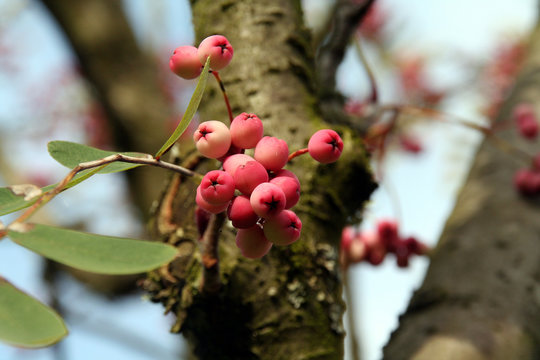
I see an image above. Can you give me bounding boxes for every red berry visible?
[227,195,259,229]
[254,136,289,171]
[263,209,302,246]
[169,45,203,79]
[235,225,273,259]
[250,182,286,218]
[197,35,233,71]
[233,160,269,195]
[200,170,235,204]
[269,176,300,209]
[308,129,344,164]
[195,185,230,214]
[223,154,254,175]
[193,120,231,159]
[376,219,399,251]
[513,104,539,140]
[230,113,264,149]
[271,169,299,183]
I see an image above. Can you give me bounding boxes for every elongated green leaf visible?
[8,224,177,274]
[48,141,146,174]
[0,277,67,348]
[155,57,211,159]
[0,167,103,216]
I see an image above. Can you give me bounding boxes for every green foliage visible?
[0,278,67,348]
[8,224,178,275]
[155,57,211,159]
[48,140,145,173]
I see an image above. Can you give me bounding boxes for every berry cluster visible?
[340,219,428,269]
[193,113,344,259]
[169,35,234,79]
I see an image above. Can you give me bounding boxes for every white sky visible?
[0,1,537,359]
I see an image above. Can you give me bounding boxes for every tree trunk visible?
[143,1,375,359]
[383,23,540,360]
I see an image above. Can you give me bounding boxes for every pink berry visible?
[169,45,203,80]
[254,136,289,171]
[263,209,302,246]
[271,169,299,183]
[308,129,344,164]
[196,185,230,214]
[361,231,386,265]
[195,206,211,238]
[193,120,231,159]
[376,219,399,251]
[250,182,286,218]
[223,154,254,175]
[269,176,300,209]
[514,104,539,140]
[514,169,540,195]
[197,35,234,71]
[349,238,367,264]
[235,225,273,259]
[200,170,235,204]
[227,195,259,229]
[233,160,269,195]
[403,236,428,256]
[230,113,264,149]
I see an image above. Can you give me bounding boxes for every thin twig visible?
[212,71,234,123]
[353,38,378,103]
[200,212,225,295]
[10,153,201,225]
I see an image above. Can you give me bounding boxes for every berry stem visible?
[288,148,309,162]
[200,212,226,294]
[211,71,233,123]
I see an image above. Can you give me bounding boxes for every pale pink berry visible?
[308,129,344,163]
[254,136,289,171]
[263,209,302,246]
[227,195,259,229]
[223,154,254,176]
[197,35,233,71]
[361,231,386,265]
[233,161,269,195]
[235,225,273,259]
[250,182,286,218]
[196,185,230,214]
[230,113,264,149]
[169,45,203,79]
[193,120,231,159]
[200,170,235,204]
[349,238,367,264]
[269,176,300,209]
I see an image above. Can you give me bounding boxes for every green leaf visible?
[0,277,67,348]
[48,140,146,174]
[0,167,103,216]
[155,57,211,159]
[8,224,178,275]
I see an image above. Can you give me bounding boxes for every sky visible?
[0,0,537,359]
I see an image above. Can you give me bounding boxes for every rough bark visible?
[143,1,375,359]
[383,23,540,360]
[40,0,175,216]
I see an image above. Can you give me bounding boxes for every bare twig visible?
[343,270,362,360]
[316,0,375,90]
[353,39,378,103]
[10,153,201,225]
[200,212,226,295]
